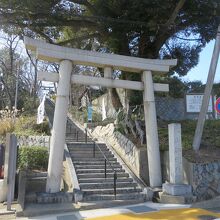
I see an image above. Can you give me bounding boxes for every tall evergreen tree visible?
[0,0,219,106]
[0,0,219,75]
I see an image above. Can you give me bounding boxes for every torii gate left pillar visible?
[46,60,72,193]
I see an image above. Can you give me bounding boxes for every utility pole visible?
[193,24,220,151]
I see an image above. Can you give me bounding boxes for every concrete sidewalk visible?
[15,202,220,220]
[0,201,219,219]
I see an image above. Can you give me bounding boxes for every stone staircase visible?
[45,98,148,204]
[67,142,146,202]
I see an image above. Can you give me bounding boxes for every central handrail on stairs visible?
[45,98,118,199]
[85,128,118,200]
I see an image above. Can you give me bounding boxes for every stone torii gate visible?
[24,37,177,193]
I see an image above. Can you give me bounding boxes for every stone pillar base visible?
[0,179,7,202]
[159,192,195,204]
[162,183,192,196]
[160,183,195,204]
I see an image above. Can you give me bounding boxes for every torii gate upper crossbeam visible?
[24,37,177,73]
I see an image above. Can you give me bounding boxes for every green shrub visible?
[18,146,49,171]
[0,118,15,136]
[14,116,50,136]
[32,121,51,135]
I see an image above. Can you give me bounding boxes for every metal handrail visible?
[85,128,118,199]
[66,124,79,142]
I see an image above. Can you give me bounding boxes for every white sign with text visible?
[186,94,213,113]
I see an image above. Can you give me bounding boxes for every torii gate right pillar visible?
[143,70,162,187]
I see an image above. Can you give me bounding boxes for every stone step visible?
[78,177,133,184]
[70,152,113,158]
[67,143,106,148]
[69,149,110,154]
[69,148,109,153]
[66,130,85,135]
[69,147,108,153]
[70,152,110,157]
[80,182,137,189]
[66,138,91,142]
[76,168,124,174]
[71,153,114,158]
[83,192,145,202]
[77,172,129,179]
[66,131,85,135]
[82,187,142,196]
[70,149,109,154]
[74,164,122,169]
[73,161,119,166]
[72,157,117,162]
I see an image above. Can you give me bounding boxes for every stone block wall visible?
[192,161,220,201]
[161,151,220,201]
[17,136,50,148]
[92,89,126,118]
[91,123,149,184]
[92,94,214,121]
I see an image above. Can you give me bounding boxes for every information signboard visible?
[186,94,213,113]
[87,104,93,122]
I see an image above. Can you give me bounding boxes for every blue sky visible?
[183,40,220,84]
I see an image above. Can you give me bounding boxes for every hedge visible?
[18,146,48,171]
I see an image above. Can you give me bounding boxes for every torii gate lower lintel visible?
[24,37,177,193]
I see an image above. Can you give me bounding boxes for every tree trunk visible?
[109,88,123,111]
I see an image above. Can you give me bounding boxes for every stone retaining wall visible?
[192,161,220,201]
[17,136,50,148]
[91,123,149,184]
[92,94,214,121]
[161,151,220,201]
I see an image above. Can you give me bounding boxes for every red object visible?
[215,97,220,114]
[0,166,4,179]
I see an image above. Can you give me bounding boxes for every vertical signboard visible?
[87,104,93,122]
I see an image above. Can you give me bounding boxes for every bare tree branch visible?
[57,32,100,46]
[68,0,97,14]
[164,0,186,28]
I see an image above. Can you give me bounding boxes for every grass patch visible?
[0,118,15,136]
[158,120,220,151]
[0,114,50,143]
[14,116,50,136]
